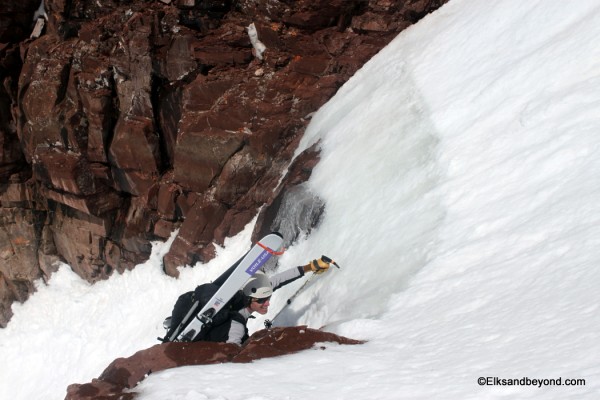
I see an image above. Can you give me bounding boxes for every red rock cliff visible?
[0,0,447,326]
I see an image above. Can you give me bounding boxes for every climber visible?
[165,258,333,345]
[202,258,333,345]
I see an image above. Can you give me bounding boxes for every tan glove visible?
[304,258,332,274]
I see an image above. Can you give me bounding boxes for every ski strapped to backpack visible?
[160,232,284,343]
[264,255,339,329]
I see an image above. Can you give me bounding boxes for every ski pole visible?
[265,255,340,328]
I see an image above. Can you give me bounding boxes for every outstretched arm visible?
[269,258,334,292]
[269,266,305,292]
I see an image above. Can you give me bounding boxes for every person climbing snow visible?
[164,258,334,345]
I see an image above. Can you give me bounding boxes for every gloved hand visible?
[304,258,332,274]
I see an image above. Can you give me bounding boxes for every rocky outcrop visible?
[0,0,448,326]
[65,326,364,399]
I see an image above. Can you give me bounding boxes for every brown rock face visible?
[232,325,364,363]
[0,0,448,326]
[65,326,364,399]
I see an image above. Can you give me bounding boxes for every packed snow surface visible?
[2,0,599,398]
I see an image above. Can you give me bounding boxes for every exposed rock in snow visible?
[65,326,363,399]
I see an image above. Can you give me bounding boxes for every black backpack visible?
[162,283,245,342]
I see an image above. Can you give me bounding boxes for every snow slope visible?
[1,0,599,398]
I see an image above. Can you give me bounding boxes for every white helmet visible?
[243,271,273,299]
